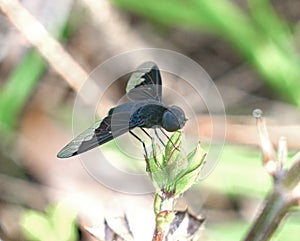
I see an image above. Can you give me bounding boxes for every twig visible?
[243,156,300,241]
[253,109,278,176]
[283,152,300,189]
[0,0,103,106]
[243,110,300,241]
[0,0,115,113]
[191,115,300,148]
[80,0,147,53]
[243,180,295,241]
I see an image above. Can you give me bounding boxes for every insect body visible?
[57,62,186,158]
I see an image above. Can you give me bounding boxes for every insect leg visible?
[140,128,162,171]
[129,130,148,158]
[154,128,166,147]
[140,127,159,151]
[140,127,152,140]
[159,128,179,150]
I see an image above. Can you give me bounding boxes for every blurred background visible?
[0,0,300,240]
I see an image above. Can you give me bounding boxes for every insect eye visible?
[162,110,180,132]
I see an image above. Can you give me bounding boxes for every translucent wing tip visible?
[126,61,162,102]
[57,147,77,158]
[126,62,159,92]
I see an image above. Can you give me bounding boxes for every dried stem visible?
[0,0,87,91]
[243,110,300,241]
[243,183,295,241]
[253,109,278,176]
[80,0,146,53]
[0,0,107,107]
[243,156,300,241]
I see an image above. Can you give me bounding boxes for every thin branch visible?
[253,109,278,176]
[243,110,300,241]
[277,136,287,171]
[0,0,103,107]
[80,0,147,53]
[283,152,300,190]
[243,187,294,241]
[0,0,86,90]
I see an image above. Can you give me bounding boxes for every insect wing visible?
[57,103,142,158]
[126,61,162,102]
[57,120,105,158]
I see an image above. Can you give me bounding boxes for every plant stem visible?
[283,152,300,189]
[152,194,175,241]
[152,223,166,241]
[244,155,300,241]
[243,185,294,241]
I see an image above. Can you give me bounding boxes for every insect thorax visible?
[130,103,166,128]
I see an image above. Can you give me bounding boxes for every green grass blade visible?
[0,50,45,132]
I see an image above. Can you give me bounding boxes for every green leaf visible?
[187,143,206,171]
[50,202,78,241]
[21,211,55,241]
[147,141,165,172]
[164,131,188,185]
[21,202,78,241]
[166,151,187,181]
[165,131,182,165]
[165,131,182,159]
[146,142,168,189]
[173,143,206,196]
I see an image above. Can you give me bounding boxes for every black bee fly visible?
[57,61,187,158]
